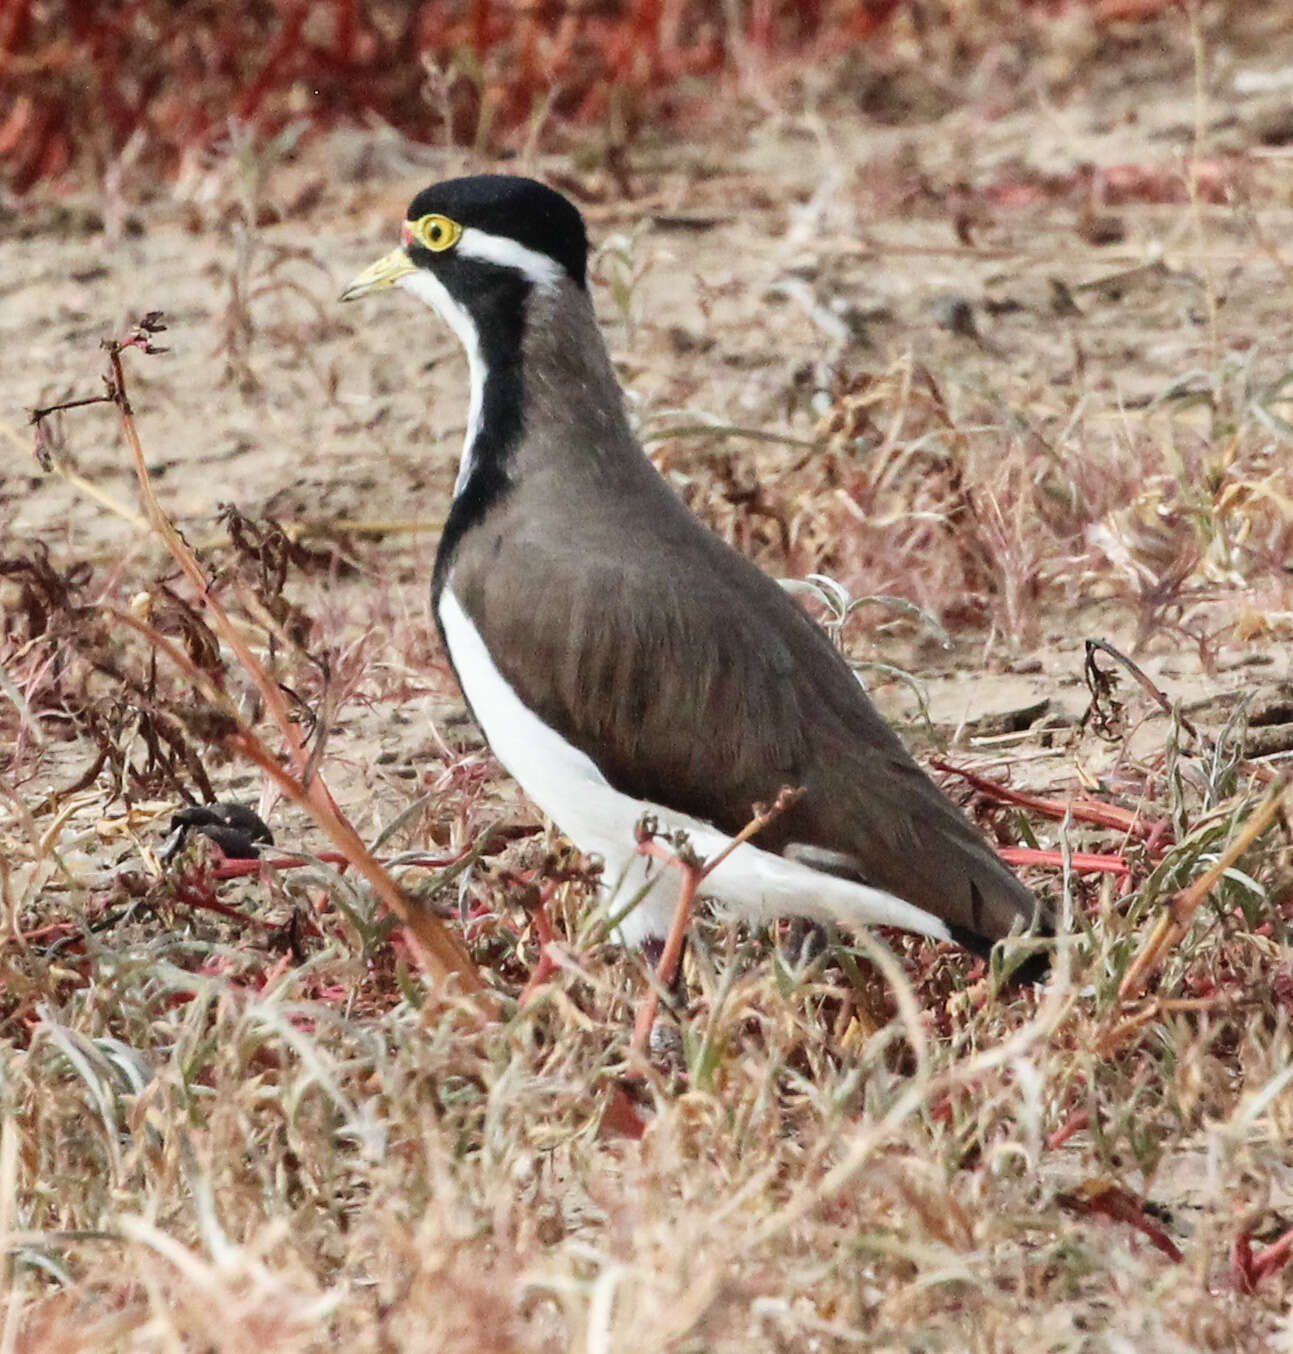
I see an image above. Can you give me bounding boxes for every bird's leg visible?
[782,917,831,971]
[640,935,688,1006]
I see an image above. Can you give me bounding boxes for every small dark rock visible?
[160,802,273,862]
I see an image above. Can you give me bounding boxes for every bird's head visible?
[340,175,588,333]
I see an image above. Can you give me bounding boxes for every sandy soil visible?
[6,13,1293,1351]
[2,18,1293,923]
[7,25,1293,851]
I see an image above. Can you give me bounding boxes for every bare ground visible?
[4,10,1293,1352]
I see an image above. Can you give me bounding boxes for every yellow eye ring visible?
[407,213,462,253]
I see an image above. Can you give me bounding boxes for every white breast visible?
[436,586,951,948]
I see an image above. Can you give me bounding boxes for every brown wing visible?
[450,480,1044,947]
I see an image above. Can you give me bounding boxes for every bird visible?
[341,175,1049,976]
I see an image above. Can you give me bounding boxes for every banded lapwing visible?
[342,175,1050,979]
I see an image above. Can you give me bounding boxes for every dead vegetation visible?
[5,5,1293,1351]
[2,0,1196,195]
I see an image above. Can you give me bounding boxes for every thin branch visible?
[629,787,803,1055]
[1084,637,1201,743]
[58,319,486,997]
[29,393,117,423]
[1117,774,1290,1003]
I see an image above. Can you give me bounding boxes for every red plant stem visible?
[629,788,802,1056]
[173,879,269,926]
[1060,1184,1183,1263]
[1143,817,1174,854]
[210,853,349,878]
[1234,1223,1293,1289]
[630,841,700,1055]
[518,884,561,1007]
[998,847,1130,876]
[1254,1226,1293,1279]
[1232,1234,1257,1294]
[1094,0,1182,19]
[17,921,81,944]
[930,758,1169,844]
[209,849,463,879]
[1045,1108,1091,1151]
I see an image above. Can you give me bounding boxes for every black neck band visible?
[431,264,531,604]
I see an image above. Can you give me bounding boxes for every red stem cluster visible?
[2,0,1185,192]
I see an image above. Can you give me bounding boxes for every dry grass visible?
[6,8,1293,1350]
[2,723,1291,1350]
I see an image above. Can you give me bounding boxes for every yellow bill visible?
[339,248,417,302]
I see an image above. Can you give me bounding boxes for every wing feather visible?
[450,490,1044,944]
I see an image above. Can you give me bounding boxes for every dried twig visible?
[629,786,803,1055]
[1117,774,1290,1003]
[49,317,485,996]
[1083,638,1201,744]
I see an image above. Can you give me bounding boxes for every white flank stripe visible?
[437,586,953,948]
[399,270,484,495]
[457,228,565,288]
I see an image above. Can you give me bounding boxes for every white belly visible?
[436,585,951,948]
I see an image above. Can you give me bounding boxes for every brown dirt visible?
[4,10,1293,1351]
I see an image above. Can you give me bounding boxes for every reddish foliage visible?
[1098,160,1233,206]
[930,758,1173,848]
[1274,967,1293,1017]
[983,157,1234,216]
[2,0,1187,193]
[0,0,872,191]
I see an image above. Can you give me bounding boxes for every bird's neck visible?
[432,278,639,600]
[510,283,640,479]
[450,277,529,504]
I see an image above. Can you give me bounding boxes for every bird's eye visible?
[411,213,462,253]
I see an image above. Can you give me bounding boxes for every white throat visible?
[396,232,563,498]
[398,270,484,496]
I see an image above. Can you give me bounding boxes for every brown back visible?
[444,280,1046,945]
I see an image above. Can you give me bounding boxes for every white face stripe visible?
[398,270,484,496]
[436,586,954,949]
[397,235,562,498]
[456,227,565,289]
